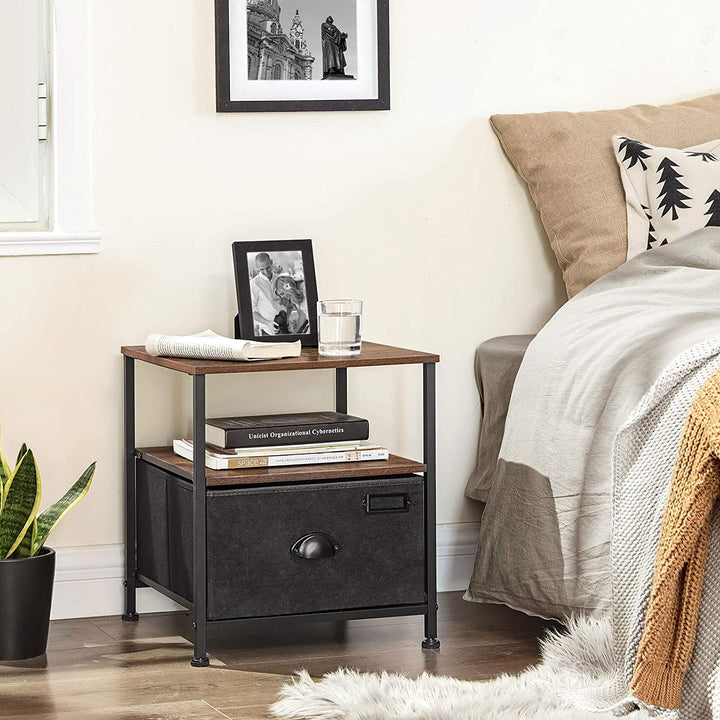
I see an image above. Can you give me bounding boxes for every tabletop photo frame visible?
[232,239,319,346]
[215,0,390,112]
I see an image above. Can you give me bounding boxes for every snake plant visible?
[0,430,95,559]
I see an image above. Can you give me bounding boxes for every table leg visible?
[191,373,210,667]
[335,368,348,414]
[422,362,440,650]
[122,356,139,622]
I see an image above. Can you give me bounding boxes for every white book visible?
[202,440,382,458]
[145,329,301,361]
[172,438,389,470]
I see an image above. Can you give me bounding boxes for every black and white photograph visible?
[247,1,357,81]
[215,0,389,111]
[232,239,319,346]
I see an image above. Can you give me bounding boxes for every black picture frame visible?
[215,0,390,113]
[232,239,319,347]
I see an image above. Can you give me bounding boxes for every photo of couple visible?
[247,250,310,336]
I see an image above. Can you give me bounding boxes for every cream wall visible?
[1,0,719,550]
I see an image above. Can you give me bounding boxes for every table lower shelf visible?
[136,447,427,487]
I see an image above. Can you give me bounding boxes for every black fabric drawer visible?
[136,463,171,588]
[136,460,426,620]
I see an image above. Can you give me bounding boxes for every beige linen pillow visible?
[491,94,720,297]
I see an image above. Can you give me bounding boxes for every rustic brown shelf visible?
[121,341,439,375]
[137,447,426,487]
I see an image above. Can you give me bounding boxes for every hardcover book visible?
[205,411,369,449]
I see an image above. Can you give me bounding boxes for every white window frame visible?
[0,0,99,256]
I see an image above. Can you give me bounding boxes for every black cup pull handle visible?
[291,532,340,559]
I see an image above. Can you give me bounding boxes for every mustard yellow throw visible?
[631,367,720,709]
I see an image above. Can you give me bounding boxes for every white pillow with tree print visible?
[613,135,720,260]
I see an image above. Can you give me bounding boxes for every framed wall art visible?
[215,0,390,112]
[232,239,319,346]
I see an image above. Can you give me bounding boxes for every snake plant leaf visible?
[9,518,36,559]
[15,443,28,468]
[33,461,95,555]
[5,443,28,514]
[0,449,41,559]
[0,440,11,515]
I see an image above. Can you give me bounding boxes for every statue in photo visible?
[321,16,353,79]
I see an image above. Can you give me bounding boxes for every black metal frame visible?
[422,363,440,649]
[122,356,139,622]
[214,0,391,113]
[123,357,439,665]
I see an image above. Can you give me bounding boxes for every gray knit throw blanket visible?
[602,338,720,719]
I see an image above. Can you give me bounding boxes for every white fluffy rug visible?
[270,617,649,720]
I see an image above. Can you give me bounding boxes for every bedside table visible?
[121,341,440,666]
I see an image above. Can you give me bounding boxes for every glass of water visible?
[317,300,363,356]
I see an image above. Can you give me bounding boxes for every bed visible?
[464,233,720,621]
[462,92,720,623]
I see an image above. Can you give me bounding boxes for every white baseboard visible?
[52,545,184,620]
[436,522,480,593]
[50,523,481,620]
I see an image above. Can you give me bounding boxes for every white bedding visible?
[466,229,720,620]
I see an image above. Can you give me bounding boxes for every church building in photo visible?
[246,1,315,80]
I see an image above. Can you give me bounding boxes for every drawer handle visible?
[363,493,411,514]
[291,533,340,560]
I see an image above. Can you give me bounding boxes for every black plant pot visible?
[0,547,55,660]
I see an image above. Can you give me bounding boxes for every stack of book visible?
[172,411,388,470]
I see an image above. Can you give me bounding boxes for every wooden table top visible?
[121,341,439,375]
[138,447,426,486]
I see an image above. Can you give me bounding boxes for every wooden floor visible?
[0,593,556,719]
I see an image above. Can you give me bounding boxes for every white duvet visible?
[466,229,720,622]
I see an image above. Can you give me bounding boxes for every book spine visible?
[212,420,370,449]
[224,448,388,469]
[207,442,379,457]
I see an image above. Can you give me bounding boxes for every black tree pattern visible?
[705,190,720,227]
[643,205,667,250]
[686,151,718,162]
[656,157,691,220]
[618,137,651,170]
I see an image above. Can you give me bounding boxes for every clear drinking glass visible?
[317,300,363,356]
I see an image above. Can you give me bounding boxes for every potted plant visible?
[0,430,95,660]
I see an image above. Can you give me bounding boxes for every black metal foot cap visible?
[122,612,139,622]
[191,656,210,668]
[422,637,441,650]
